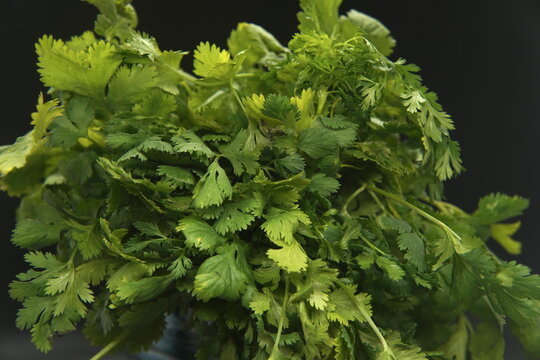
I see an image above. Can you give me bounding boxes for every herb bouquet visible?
[2,0,539,359]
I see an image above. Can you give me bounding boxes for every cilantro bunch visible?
[1,0,539,359]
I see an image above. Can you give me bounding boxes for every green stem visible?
[369,185,461,242]
[334,279,394,358]
[270,275,290,357]
[230,80,249,120]
[340,184,367,216]
[368,189,392,217]
[386,200,402,219]
[482,294,506,331]
[359,234,387,256]
[90,332,128,360]
[235,72,256,79]
[340,164,363,171]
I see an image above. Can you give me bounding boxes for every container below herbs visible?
[1,0,540,359]
[136,315,197,360]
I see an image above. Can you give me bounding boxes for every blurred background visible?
[1,0,539,359]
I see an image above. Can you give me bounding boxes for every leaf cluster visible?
[1,0,538,359]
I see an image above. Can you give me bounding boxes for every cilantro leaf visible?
[474,193,529,224]
[490,222,522,255]
[267,241,308,273]
[177,216,226,252]
[37,37,121,99]
[339,10,396,56]
[397,232,426,272]
[193,244,249,301]
[298,0,342,35]
[3,1,538,358]
[192,159,233,208]
[11,220,66,249]
[49,96,95,148]
[106,65,158,109]
[193,42,232,78]
[261,207,311,244]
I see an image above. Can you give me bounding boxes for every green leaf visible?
[375,256,405,281]
[267,241,308,273]
[439,316,469,360]
[338,10,396,56]
[168,252,192,279]
[24,251,62,270]
[193,42,232,78]
[193,245,248,301]
[31,321,54,353]
[11,220,65,249]
[298,0,343,35]
[308,173,340,197]
[107,65,158,109]
[157,165,194,187]
[177,216,226,251]
[348,140,415,176]
[397,232,426,272]
[172,131,215,158]
[298,259,338,310]
[249,291,272,315]
[214,196,263,235]
[16,296,55,330]
[192,160,233,208]
[297,127,339,159]
[0,96,62,177]
[434,139,463,181]
[69,221,104,260]
[0,133,36,177]
[49,96,95,148]
[487,261,540,325]
[107,262,148,292]
[474,193,529,224]
[228,22,287,66]
[133,89,177,118]
[376,332,428,360]
[83,0,138,41]
[277,153,305,174]
[262,94,300,127]
[116,275,173,304]
[326,286,371,325]
[220,130,260,176]
[380,216,412,234]
[261,207,311,244]
[469,322,504,360]
[490,222,522,255]
[37,37,121,99]
[100,218,143,263]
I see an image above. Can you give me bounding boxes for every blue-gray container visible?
[136,315,198,360]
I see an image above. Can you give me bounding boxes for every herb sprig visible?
[1,0,539,359]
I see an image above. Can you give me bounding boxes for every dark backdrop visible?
[1,0,539,359]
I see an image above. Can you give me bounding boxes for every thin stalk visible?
[90,332,128,360]
[270,275,290,357]
[369,185,462,242]
[235,72,256,79]
[386,200,401,219]
[359,234,387,256]
[334,279,394,358]
[368,189,392,217]
[340,164,363,171]
[482,294,506,331]
[230,80,249,120]
[340,184,367,216]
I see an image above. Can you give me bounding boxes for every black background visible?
[1,0,539,359]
